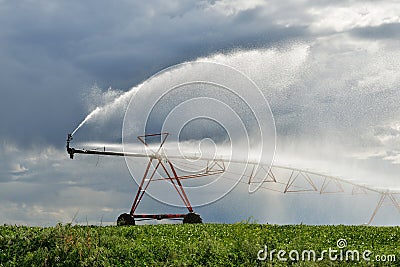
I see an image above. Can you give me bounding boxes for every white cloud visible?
[308,1,400,33]
[202,0,265,16]
[9,163,28,175]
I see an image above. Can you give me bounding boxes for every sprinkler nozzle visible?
[66,133,74,159]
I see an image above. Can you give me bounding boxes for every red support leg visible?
[122,133,201,224]
[130,158,160,215]
[168,161,193,212]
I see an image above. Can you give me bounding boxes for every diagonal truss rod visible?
[366,191,400,225]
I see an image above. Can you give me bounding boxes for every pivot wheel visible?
[183,212,202,224]
[117,213,135,226]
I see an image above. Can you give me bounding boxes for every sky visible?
[1,0,400,225]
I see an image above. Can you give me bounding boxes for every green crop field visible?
[0,223,399,266]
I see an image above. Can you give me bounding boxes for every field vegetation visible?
[1,223,399,266]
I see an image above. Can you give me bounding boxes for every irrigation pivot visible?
[66,132,400,225]
[66,133,204,225]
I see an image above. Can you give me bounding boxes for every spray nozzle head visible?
[66,133,74,159]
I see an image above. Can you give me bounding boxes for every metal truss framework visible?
[129,133,225,221]
[245,164,400,225]
[67,132,226,223]
[67,133,399,225]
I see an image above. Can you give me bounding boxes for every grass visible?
[1,223,399,266]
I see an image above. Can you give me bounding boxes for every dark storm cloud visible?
[0,0,308,148]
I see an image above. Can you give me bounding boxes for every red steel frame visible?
[130,133,194,220]
[67,131,224,221]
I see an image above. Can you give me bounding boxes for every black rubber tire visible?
[183,212,202,224]
[117,213,135,226]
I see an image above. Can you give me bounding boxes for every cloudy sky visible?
[1,0,400,225]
